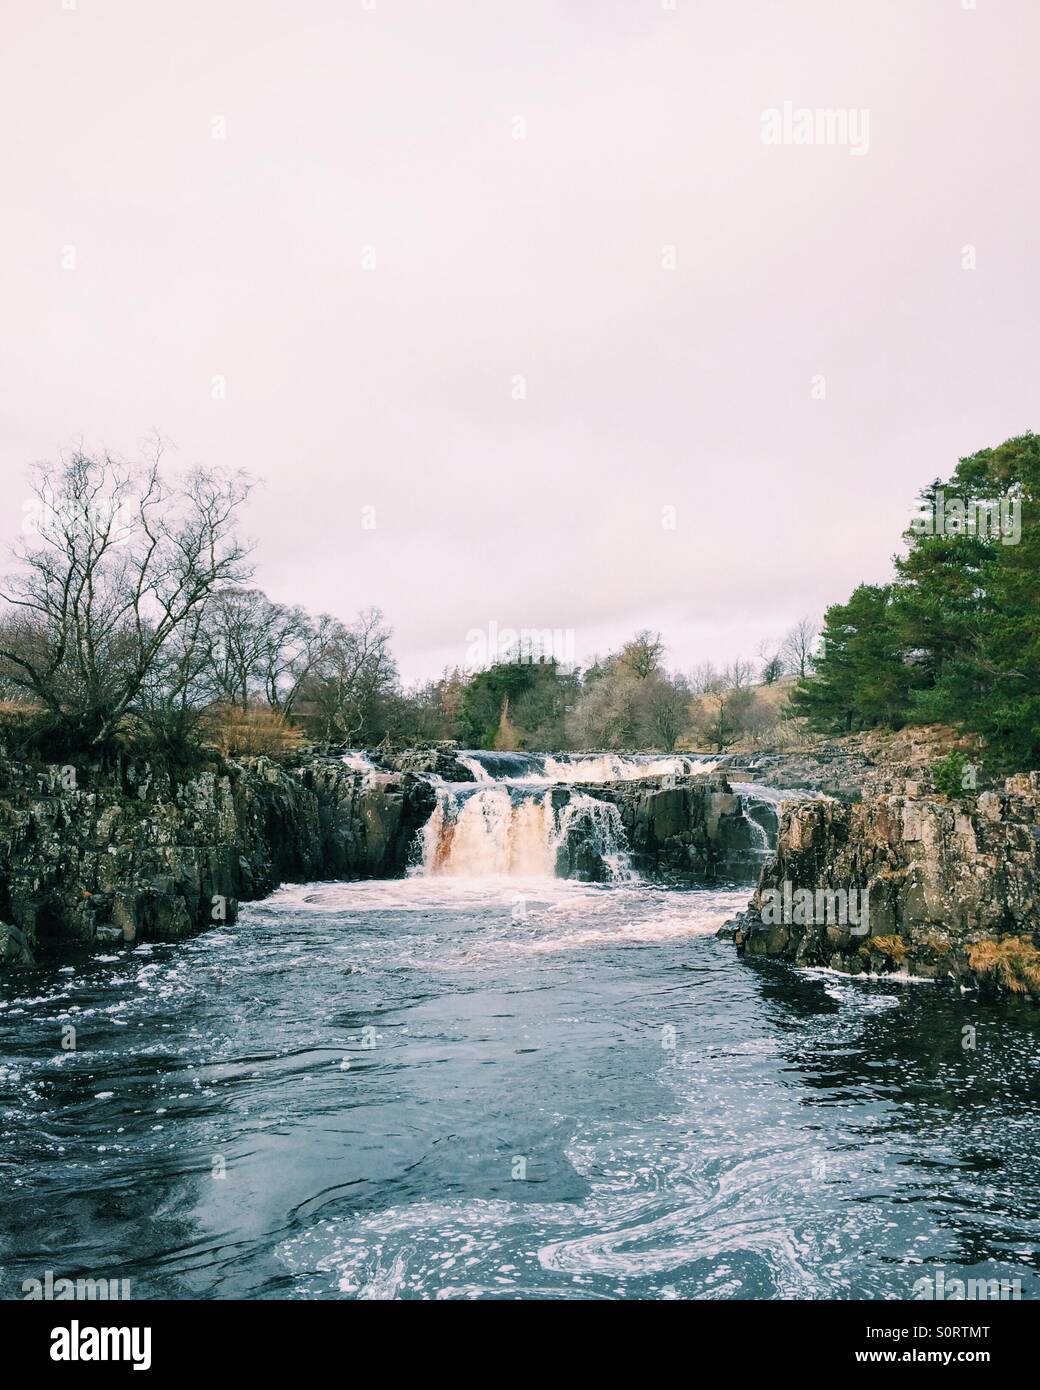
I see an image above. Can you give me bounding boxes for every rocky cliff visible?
[582,775,771,882]
[720,724,976,802]
[726,772,1040,996]
[0,754,434,966]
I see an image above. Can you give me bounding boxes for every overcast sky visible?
[1,0,1036,683]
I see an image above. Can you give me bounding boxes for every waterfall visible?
[456,754,493,783]
[419,786,633,881]
[458,750,717,784]
[736,791,777,860]
[421,788,554,876]
[341,750,378,783]
[550,794,633,883]
[410,748,783,882]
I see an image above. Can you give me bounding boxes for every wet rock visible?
[582,775,768,882]
[377,747,477,782]
[0,752,435,963]
[0,920,34,966]
[725,773,1040,996]
[721,725,985,802]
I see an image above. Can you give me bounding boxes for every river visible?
[1,753,1038,1300]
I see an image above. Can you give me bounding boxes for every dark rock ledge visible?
[0,753,434,965]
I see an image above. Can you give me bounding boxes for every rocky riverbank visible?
[719,723,978,802]
[725,772,1040,998]
[0,753,434,966]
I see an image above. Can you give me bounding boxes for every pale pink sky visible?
[1,0,1036,682]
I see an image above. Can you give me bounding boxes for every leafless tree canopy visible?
[781,617,819,679]
[0,448,253,748]
[297,607,398,743]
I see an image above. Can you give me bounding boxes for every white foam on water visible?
[457,755,493,783]
[341,750,377,776]
[518,754,718,784]
[518,888,749,953]
[255,874,587,916]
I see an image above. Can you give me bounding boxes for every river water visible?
[1,754,1038,1301]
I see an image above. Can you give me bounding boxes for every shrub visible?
[967,936,1040,995]
[933,749,971,799]
[918,929,952,957]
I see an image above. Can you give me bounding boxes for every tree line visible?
[0,449,400,759]
[0,448,822,760]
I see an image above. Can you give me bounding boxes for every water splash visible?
[550,794,633,882]
[456,751,717,785]
[420,786,633,881]
[456,755,493,783]
[341,750,378,779]
[738,795,772,859]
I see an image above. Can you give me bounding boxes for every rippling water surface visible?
[2,875,1039,1300]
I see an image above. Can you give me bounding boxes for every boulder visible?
[0,920,34,966]
[580,775,769,882]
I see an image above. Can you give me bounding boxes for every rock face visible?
[584,775,771,882]
[722,724,979,803]
[720,748,877,801]
[375,747,477,782]
[727,773,1040,994]
[0,755,435,965]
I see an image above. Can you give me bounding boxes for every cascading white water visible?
[341,750,382,786]
[739,796,771,856]
[549,793,633,882]
[422,788,557,877]
[471,752,719,784]
[457,754,493,783]
[540,753,717,783]
[414,749,780,882]
[419,786,633,881]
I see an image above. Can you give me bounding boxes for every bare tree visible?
[258,606,337,718]
[618,630,665,680]
[204,588,274,709]
[298,607,397,742]
[636,673,691,750]
[690,661,721,695]
[135,602,215,751]
[756,638,784,685]
[728,656,755,690]
[565,662,640,748]
[0,448,252,749]
[695,661,756,751]
[781,617,819,679]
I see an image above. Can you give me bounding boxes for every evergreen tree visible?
[791,585,917,732]
[794,433,1039,769]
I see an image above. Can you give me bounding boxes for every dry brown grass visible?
[860,934,908,965]
[202,704,305,760]
[967,936,1040,996]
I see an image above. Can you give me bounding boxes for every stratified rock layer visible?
[727,773,1040,994]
